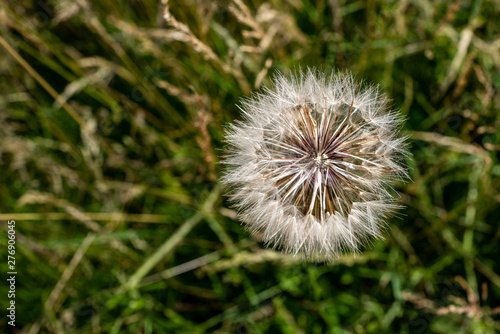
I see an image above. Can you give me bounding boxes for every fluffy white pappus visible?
[221,68,409,261]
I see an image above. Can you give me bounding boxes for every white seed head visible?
[221,68,409,261]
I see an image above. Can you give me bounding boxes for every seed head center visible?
[313,153,330,168]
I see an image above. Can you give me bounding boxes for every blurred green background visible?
[1,0,499,333]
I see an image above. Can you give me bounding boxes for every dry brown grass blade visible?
[434,27,474,101]
[411,131,491,167]
[0,212,170,223]
[18,192,137,257]
[162,0,251,94]
[42,233,96,334]
[0,35,84,126]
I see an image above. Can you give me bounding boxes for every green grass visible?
[1,0,499,333]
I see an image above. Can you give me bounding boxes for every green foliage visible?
[0,0,499,333]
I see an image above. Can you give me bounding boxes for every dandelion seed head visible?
[222,68,409,261]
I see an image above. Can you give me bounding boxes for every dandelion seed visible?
[221,68,409,260]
